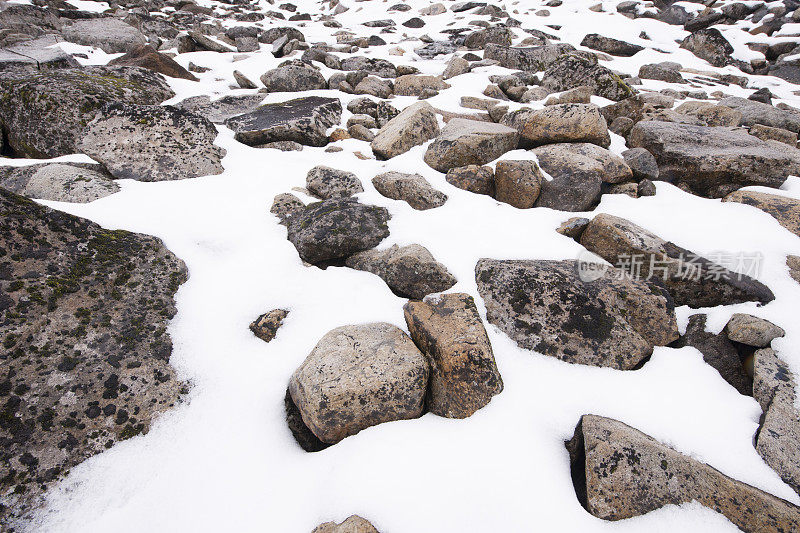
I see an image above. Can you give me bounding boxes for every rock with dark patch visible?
[225,96,342,147]
[501,103,610,148]
[566,414,800,531]
[61,17,147,54]
[249,309,289,343]
[312,515,379,533]
[345,244,456,299]
[445,165,495,197]
[464,26,513,50]
[288,323,428,444]
[724,314,785,348]
[494,160,543,209]
[260,59,327,93]
[404,293,502,418]
[556,217,590,240]
[0,66,174,158]
[580,34,643,57]
[484,43,576,71]
[475,259,678,370]
[176,94,265,124]
[108,44,197,81]
[286,198,390,265]
[0,188,187,528]
[270,192,305,224]
[580,213,775,307]
[680,28,733,67]
[542,54,635,102]
[0,162,119,203]
[628,121,800,198]
[424,118,519,173]
[79,104,224,182]
[306,166,363,199]
[372,171,447,210]
[621,148,659,181]
[340,56,397,78]
[370,101,439,160]
[718,96,800,133]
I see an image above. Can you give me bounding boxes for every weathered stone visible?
[175,94,265,124]
[61,17,147,53]
[393,74,450,97]
[370,102,439,160]
[0,36,78,71]
[250,309,288,343]
[621,148,659,181]
[749,124,798,146]
[723,190,800,237]
[270,192,305,224]
[544,86,593,106]
[556,217,590,240]
[445,165,495,197]
[580,34,643,57]
[261,60,327,93]
[424,119,519,173]
[340,56,397,78]
[674,101,742,127]
[306,166,363,199]
[680,28,733,67]
[372,171,447,210]
[233,70,258,89]
[542,54,635,102]
[484,43,576,71]
[724,314,785,348]
[0,162,119,203]
[718,96,800,133]
[502,103,610,148]
[108,44,197,81]
[464,26,513,49]
[638,63,683,83]
[312,515,379,533]
[442,56,471,79]
[494,160,543,208]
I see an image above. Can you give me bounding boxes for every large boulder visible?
[0,188,187,528]
[393,74,450,96]
[260,60,327,93]
[0,36,79,71]
[502,103,610,148]
[286,198,390,265]
[288,323,428,444]
[404,293,503,418]
[78,104,224,182]
[680,28,733,67]
[108,44,197,81]
[0,66,174,158]
[423,119,519,173]
[61,17,147,54]
[580,34,643,57]
[566,414,800,531]
[340,56,397,78]
[0,162,119,203]
[723,190,800,237]
[580,213,775,307]
[484,43,576,71]
[475,259,678,370]
[370,101,440,160]
[372,171,447,210]
[542,54,635,102]
[628,121,800,198]
[225,96,342,147]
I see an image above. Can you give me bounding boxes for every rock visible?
[0,162,119,203]
[108,44,197,81]
[724,314,784,347]
[306,166,363,199]
[372,171,447,210]
[188,31,235,53]
[609,117,634,137]
[628,121,800,198]
[757,388,800,498]
[345,244,456,299]
[718,96,800,133]
[340,56,397,78]
[250,309,289,343]
[638,63,684,83]
[393,75,450,97]
[312,515,379,533]
[0,36,79,71]
[403,293,502,418]
[502,104,610,148]
[533,143,632,211]
[233,70,258,89]
[674,314,752,395]
[494,160,543,208]
[475,259,678,370]
[464,26,513,49]
[442,56,471,79]
[288,323,428,444]
[638,179,656,196]
[286,198,390,265]
[176,94,265,124]
[542,54,635,102]
[225,96,342,147]
[445,165,495,197]
[0,66,174,158]
[370,102,439,160]
[79,104,224,182]
[749,124,798,146]
[580,213,775,307]
[621,148,659,181]
[580,34,643,57]
[271,192,305,224]
[259,26,305,45]
[723,190,800,237]
[0,188,187,527]
[566,414,800,531]
[680,28,733,67]
[544,86,593,106]
[353,76,393,99]
[423,119,519,173]
[556,217,590,240]
[261,60,327,93]
[484,43,576,71]
[61,17,146,53]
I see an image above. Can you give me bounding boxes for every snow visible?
[11,0,800,531]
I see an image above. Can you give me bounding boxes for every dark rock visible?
[250,309,288,343]
[680,28,733,67]
[306,166,363,199]
[580,34,643,57]
[108,44,197,81]
[445,165,495,197]
[542,53,635,102]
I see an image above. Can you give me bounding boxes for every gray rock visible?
[176,94,265,124]
[757,388,800,497]
[724,314,785,347]
[371,101,439,160]
[288,323,428,444]
[261,60,327,93]
[556,217,590,240]
[393,74,450,97]
[544,86,593,106]
[464,26,513,49]
[502,103,610,148]
[638,63,684,83]
[61,17,147,54]
[442,56,471,79]
[312,516,379,533]
[233,70,257,89]
[0,162,119,203]
[424,118,519,173]
[225,96,342,147]
[621,147,659,181]
[494,160,543,208]
[250,309,288,343]
[188,31,235,53]
[306,166,363,199]
[542,54,635,102]
[680,28,733,67]
[372,171,447,210]
[723,190,800,238]
[353,76,393,99]
[79,104,224,182]
[340,56,397,78]
[235,36,259,53]
[0,35,79,71]
[345,244,456,299]
[108,44,197,81]
[404,293,502,417]
[270,192,305,224]
[718,96,800,133]
[484,43,576,71]
[445,165,495,197]
[475,259,678,369]
[581,34,643,57]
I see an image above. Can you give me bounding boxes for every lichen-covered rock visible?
[501,103,611,148]
[580,34,643,57]
[484,43,576,71]
[108,44,197,81]
[288,323,428,444]
[0,66,174,158]
[260,60,327,93]
[0,162,119,203]
[621,147,659,181]
[61,17,147,54]
[340,56,397,78]
[176,94,265,124]
[372,171,447,210]
[723,190,800,237]
[404,293,502,418]
[680,28,733,67]
[79,104,224,182]
[424,119,519,173]
[494,160,543,209]
[0,188,187,527]
[0,36,79,71]
[270,192,305,224]
[445,165,495,197]
[475,259,678,370]
[370,101,439,160]
[724,314,785,348]
[306,166,363,199]
[393,74,450,96]
[542,54,635,102]
[312,515,380,533]
[249,309,289,343]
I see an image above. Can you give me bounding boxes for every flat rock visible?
[372,171,447,210]
[724,313,785,347]
[0,35,79,71]
[393,74,450,96]
[306,166,363,199]
[176,94,265,124]
[718,97,800,133]
[371,101,440,160]
[0,162,118,203]
[502,103,610,148]
[424,118,519,173]
[61,17,147,53]
[580,34,643,57]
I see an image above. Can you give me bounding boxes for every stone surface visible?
[723,190,800,237]
[261,60,327,92]
[424,118,519,173]
[306,166,364,199]
[542,54,635,102]
[250,309,289,343]
[0,36,79,71]
[61,17,147,53]
[718,97,800,133]
[312,515,379,533]
[0,163,119,203]
[621,147,659,181]
[288,323,428,444]
[445,165,495,197]
[724,314,785,348]
[372,171,447,210]
[393,74,450,96]
[484,43,576,71]
[680,28,733,67]
[475,259,678,370]
[502,104,610,148]
[270,192,305,224]
[176,94,265,124]
[494,160,543,209]
[108,44,197,81]
[404,293,503,418]
[370,102,440,160]
[580,34,643,56]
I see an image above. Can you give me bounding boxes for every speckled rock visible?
[680,28,733,67]
[108,44,197,81]
[312,515,380,533]
[484,43,576,71]
[249,309,289,343]
[542,54,635,102]
[502,103,610,148]
[61,17,147,54]
[270,192,305,224]
[621,147,659,181]
[494,160,543,209]
[372,171,447,210]
[306,166,364,199]
[424,119,519,173]
[0,163,119,203]
[723,190,800,237]
[176,94,266,124]
[370,101,439,160]
[724,314,785,348]
[393,74,450,96]
[718,97,800,133]
[445,165,495,197]
[580,34,643,57]
[261,60,327,93]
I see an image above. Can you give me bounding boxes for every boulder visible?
[0,163,119,203]
[260,60,327,93]
[225,96,342,147]
[567,415,800,531]
[312,516,379,533]
[372,171,447,210]
[404,293,503,418]
[370,102,440,160]
[176,94,265,124]
[680,28,733,67]
[718,97,800,133]
[393,74,450,97]
[306,166,363,199]
[445,165,495,197]
[544,86,593,106]
[542,54,635,102]
[79,104,224,182]
[463,26,513,49]
[270,192,305,224]
[724,314,784,348]
[628,121,800,198]
[0,36,79,71]
[475,259,678,370]
[501,103,610,148]
[345,244,456,299]
[580,34,643,57]
[723,190,800,237]
[621,148,659,181]
[288,323,428,444]
[108,44,197,81]
[61,17,147,53]
[354,76,393,99]
[249,309,289,343]
[340,56,397,78]
[424,119,519,173]
[484,43,576,71]
[494,160,543,208]
[442,56,471,79]
[638,63,683,83]
[286,198,390,265]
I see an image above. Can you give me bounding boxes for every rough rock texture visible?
[424,118,519,173]
[404,293,503,418]
[0,163,119,203]
[723,190,800,237]
[475,259,678,370]
[370,102,440,160]
[580,34,643,57]
[580,213,775,307]
[542,54,635,102]
[393,74,450,96]
[270,192,305,224]
[566,414,800,531]
[176,94,265,124]
[288,323,428,444]
[445,165,495,197]
[628,121,800,198]
[502,103,611,148]
[61,17,147,54]
[0,66,174,158]
[312,515,380,533]
[225,96,342,147]
[306,166,364,199]
[484,43,576,71]
[494,160,543,209]
[0,36,79,71]
[724,314,785,348]
[261,60,327,92]
[249,309,288,343]
[286,198,390,265]
[345,244,456,299]
[108,44,197,81]
[0,188,187,527]
[680,28,733,67]
[621,147,659,181]
[372,171,447,210]
[718,97,800,133]
[79,104,224,182]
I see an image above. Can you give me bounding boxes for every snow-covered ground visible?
[16,0,800,530]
